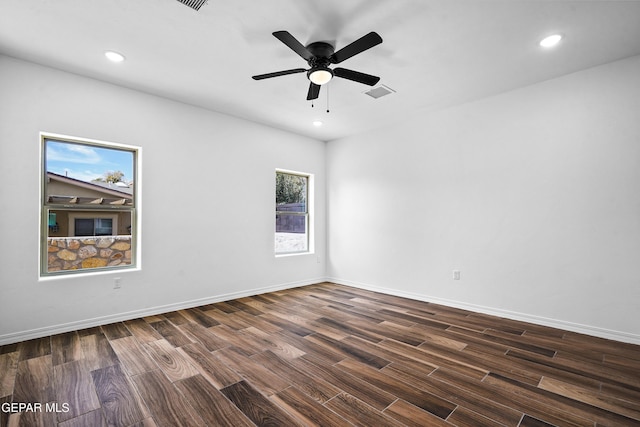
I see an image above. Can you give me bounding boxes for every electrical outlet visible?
[452,270,461,280]
[113,277,122,289]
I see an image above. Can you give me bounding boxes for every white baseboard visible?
[328,277,640,346]
[0,277,324,346]
[4,276,638,346]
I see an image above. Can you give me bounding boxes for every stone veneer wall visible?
[47,236,132,272]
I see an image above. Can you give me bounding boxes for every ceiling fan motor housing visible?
[305,42,335,85]
[305,42,334,68]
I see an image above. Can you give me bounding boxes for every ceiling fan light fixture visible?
[308,67,333,85]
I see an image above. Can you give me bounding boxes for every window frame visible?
[275,169,313,256]
[40,133,141,277]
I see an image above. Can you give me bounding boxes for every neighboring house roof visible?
[91,179,134,196]
[46,171,133,205]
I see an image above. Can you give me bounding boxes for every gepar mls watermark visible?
[1,402,70,414]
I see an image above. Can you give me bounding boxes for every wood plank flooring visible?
[1,282,639,426]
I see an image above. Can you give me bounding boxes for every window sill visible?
[275,251,314,258]
[39,265,140,282]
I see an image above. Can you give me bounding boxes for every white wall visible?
[0,55,326,344]
[327,55,640,343]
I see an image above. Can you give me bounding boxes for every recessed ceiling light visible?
[105,51,125,62]
[312,121,323,127]
[539,34,563,48]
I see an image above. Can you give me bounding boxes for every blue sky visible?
[46,140,134,183]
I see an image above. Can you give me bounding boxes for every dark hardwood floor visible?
[1,282,639,426]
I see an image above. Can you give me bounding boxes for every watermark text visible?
[1,402,70,413]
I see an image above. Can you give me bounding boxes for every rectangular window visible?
[41,134,139,276]
[275,170,311,255]
[74,218,113,236]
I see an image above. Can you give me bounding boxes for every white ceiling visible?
[1,0,640,141]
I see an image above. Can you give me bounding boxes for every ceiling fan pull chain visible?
[326,84,330,113]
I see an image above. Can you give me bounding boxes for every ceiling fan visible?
[252,30,383,101]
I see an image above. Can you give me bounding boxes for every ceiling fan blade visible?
[333,68,380,86]
[273,31,314,61]
[330,32,383,64]
[252,68,306,80]
[307,82,321,100]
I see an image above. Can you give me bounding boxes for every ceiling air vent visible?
[176,0,208,11]
[364,85,395,99]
